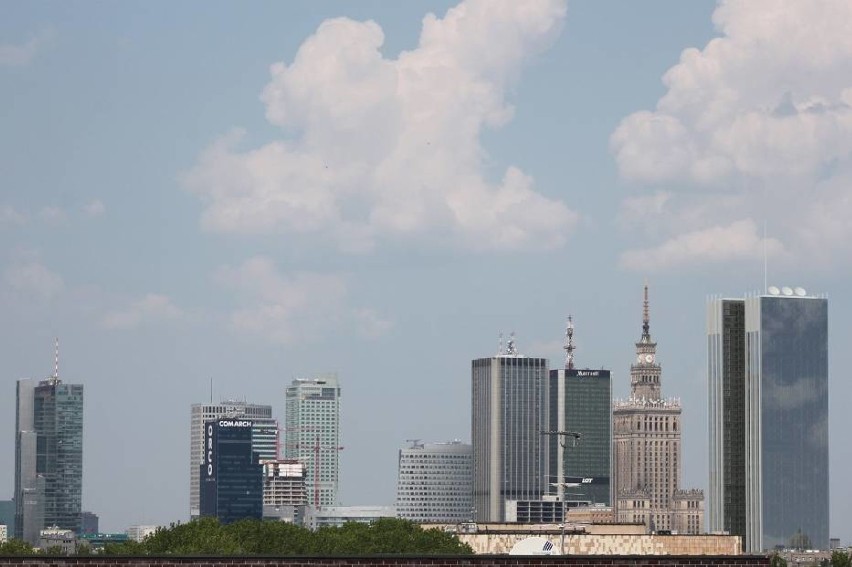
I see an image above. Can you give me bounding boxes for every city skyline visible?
[2,0,851,542]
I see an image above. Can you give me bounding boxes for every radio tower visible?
[564,316,575,370]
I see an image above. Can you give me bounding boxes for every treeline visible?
[1,518,474,556]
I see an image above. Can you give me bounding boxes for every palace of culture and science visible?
[612,285,704,534]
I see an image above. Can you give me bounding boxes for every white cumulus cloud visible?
[83,199,106,217]
[100,294,184,329]
[4,256,65,300]
[611,0,852,270]
[0,29,54,67]
[184,0,577,252]
[216,256,391,344]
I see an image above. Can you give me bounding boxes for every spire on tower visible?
[50,337,60,383]
[564,315,575,370]
[642,281,651,342]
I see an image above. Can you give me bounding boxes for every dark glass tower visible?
[548,368,611,506]
[471,335,548,522]
[15,364,84,544]
[709,292,829,552]
[708,299,746,547]
[200,419,263,524]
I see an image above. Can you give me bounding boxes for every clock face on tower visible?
[645,354,654,363]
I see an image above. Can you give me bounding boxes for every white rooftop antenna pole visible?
[53,337,59,381]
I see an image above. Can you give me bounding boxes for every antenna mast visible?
[506,332,518,356]
[50,337,60,383]
[564,316,575,370]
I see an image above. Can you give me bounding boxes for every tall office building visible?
[396,440,473,523]
[189,401,277,517]
[612,286,703,533]
[548,317,611,506]
[14,347,84,544]
[708,289,828,552]
[199,418,263,524]
[472,335,548,522]
[284,375,342,508]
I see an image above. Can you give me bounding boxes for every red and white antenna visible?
[51,337,60,382]
[564,316,575,370]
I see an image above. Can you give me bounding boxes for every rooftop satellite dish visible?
[509,536,560,556]
[781,286,794,296]
[794,287,807,296]
[768,286,780,295]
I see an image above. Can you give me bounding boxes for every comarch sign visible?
[218,419,253,428]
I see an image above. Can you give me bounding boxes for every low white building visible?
[304,506,395,530]
[0,524,7,544]
[125,525,160,542]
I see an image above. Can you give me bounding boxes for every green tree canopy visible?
[101,517,472,556]
[831,550,852,567]
[0,538,36,556]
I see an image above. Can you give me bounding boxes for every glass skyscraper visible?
[548,368,611,506]
[471,339,548,522]
[199,418,263,523]
[14,375,84,544]
[189,401,277,518]
[284,374,341,508]
[708,292,829,552]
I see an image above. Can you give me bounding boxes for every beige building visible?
[612,285,704,533]
[425,522,739,555]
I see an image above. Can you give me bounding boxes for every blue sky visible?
[2,0,851,541]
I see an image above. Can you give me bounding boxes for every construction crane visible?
[281,426,343,508]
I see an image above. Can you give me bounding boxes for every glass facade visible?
[200,419,263,524]
[14,378,83,543]
[708,299,747,547]
[189,401,275,517]
[472,356,548,522]
[746,295,829,551]
[548,369,611,505]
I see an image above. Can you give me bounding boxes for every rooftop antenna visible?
[763,219,768,294]
[564,316,575,370]
[52,337,60,382]
[209,377,213,404]
[497,332,504,356]
[506,331,518,356]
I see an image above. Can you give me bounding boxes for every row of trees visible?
[769,550,852,567]
[1,518,473,556]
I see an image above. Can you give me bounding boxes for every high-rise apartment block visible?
[708,289,828,552]
[284,375,342,508]
[612,286,703,534]
[189,401,277,517]
[396,440,473,523]
[14,352,84,545]
[548,319,611,507]
[199,418,263,524]
[472,336,548,522]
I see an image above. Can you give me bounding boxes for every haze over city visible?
[2,0,851,544]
